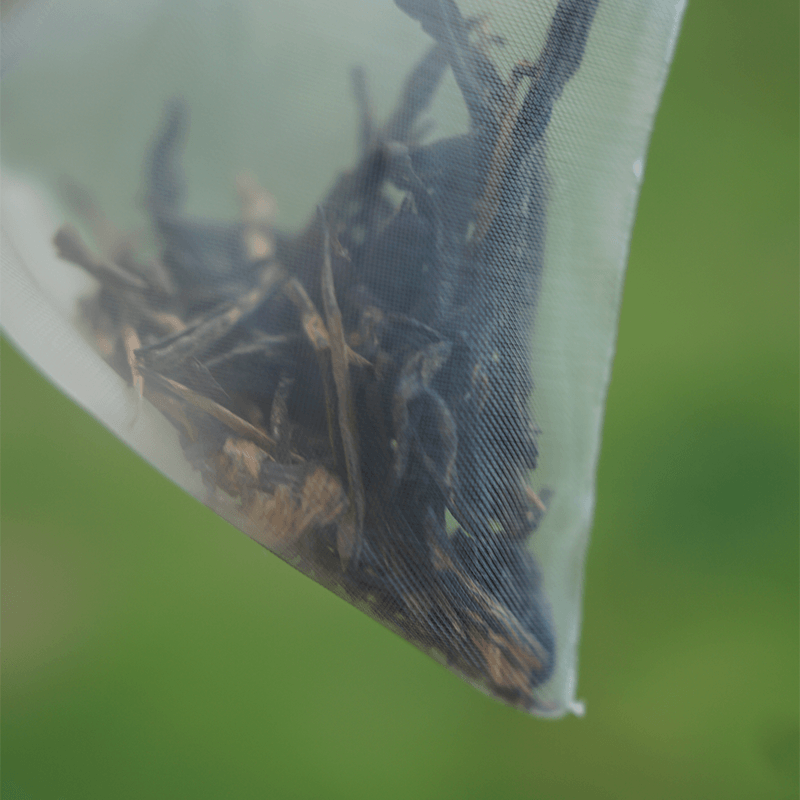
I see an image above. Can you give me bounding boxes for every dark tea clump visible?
[54,0,598,711]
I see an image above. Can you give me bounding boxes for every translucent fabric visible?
[1,0,684,715]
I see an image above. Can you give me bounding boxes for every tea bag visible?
[1,0,684,715]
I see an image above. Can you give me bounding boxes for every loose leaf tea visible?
[1,0,684,715]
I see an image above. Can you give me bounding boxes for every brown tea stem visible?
[319,209,365,564]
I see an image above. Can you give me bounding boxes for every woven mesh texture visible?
[1,0,684,714]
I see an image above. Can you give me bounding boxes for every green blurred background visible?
[3,1,798,798]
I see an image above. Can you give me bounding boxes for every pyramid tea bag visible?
[1,0,684,714]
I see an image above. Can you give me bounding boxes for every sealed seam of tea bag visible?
[0,0,684,715]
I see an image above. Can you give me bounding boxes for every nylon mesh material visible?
[0,0,684,715]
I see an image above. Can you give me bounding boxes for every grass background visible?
[3,1,798,798]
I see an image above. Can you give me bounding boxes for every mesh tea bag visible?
[1,0,684,715]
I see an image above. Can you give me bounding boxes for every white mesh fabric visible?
[1,0,684,715]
